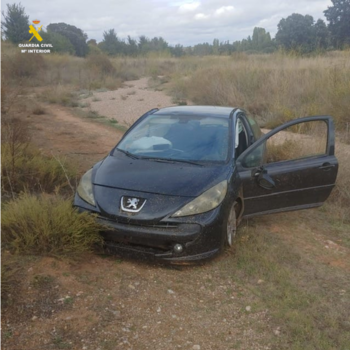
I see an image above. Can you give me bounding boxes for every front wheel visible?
[225,202,238,247]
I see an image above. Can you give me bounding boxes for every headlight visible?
[77,169,96,206]
[172,180,227,217]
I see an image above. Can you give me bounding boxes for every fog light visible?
[173,244,184,254]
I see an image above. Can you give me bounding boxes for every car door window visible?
[242,120,328,168]
[265,120,328,164]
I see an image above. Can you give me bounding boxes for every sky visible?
[1,0,333,46]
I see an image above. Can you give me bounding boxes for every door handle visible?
[319,163,335,171]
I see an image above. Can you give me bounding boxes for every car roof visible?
[153,106,238,118]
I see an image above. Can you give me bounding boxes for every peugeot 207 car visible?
[74,106,338,263]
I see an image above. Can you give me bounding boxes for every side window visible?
[242,120,328,168]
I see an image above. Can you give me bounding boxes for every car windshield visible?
[116,114,230,163]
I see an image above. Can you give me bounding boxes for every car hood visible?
[93,152,231,197]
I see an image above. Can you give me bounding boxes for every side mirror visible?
[252,166,275,190]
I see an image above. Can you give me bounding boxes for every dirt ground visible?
[2,80,350,350]
[26,104,124,172]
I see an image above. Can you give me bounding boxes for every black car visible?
[74,106,338,263]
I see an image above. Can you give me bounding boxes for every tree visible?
[149,37,169,52]
[276,13,316,52]
[87,39,97,46]
[252,27,273,51]
[138,35,150,54]
[314,19,330,49]
[1,3,31,43]
[40,31,75,54]
[100,29,119,55]
[218,40,232,55]
[99,29,126,55]
[47,23,88,57]
[324,0,350,48]
[170,44,184,57]
[213,38,219,54]
[192,42,213,56]
[126,36,138,56]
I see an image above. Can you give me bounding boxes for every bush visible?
[1,193,104,255]
[40,85,79,107]
[2,52,46,81]
[86,54,116,75]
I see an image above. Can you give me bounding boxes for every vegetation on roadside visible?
[1,114,77,197]
[1,82,103,296]
[2,193,104,256]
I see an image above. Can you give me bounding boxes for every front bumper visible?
[74,194,225,263]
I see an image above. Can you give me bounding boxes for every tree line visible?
[2,1,350,57]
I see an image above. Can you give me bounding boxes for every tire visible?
[225,201,238,247]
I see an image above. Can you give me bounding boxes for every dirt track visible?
[28,105,124,172]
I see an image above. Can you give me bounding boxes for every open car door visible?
[236,116,338,218]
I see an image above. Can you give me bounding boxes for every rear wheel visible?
[225,202,238,247]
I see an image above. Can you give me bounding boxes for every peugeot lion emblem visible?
[121,196,146,213]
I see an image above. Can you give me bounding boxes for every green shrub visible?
[1,193,104,255]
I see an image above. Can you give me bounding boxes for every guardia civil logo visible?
[29,20,43,42]
[18,20,53,53]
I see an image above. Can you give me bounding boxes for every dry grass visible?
[1,43,178,92]
[1,115,77,196]
[40,85,79,107]
[1,51,46,84]
[168,52,350,143]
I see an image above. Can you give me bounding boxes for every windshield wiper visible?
[144,157,203,166]
[116,148,139,159]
